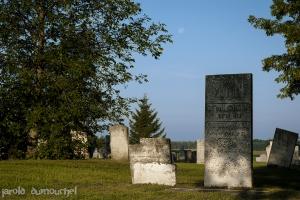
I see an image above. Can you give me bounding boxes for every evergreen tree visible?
[0,1,171,159]
[249,0,300,99]
[129,95,166,144]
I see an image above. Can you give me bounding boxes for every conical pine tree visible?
[129,95,166,144]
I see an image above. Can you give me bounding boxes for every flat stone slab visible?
[129,138,176,186]
[204,74,253,188]
[256,153,267,162]
[131,163,176,186]
[267,128,298,168]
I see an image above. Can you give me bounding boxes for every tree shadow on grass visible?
[237,165,300,199]
[254,165,300,190]
[177,164,300,199]
[238,190,300,200]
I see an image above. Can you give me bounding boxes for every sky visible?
[121,0,300,141]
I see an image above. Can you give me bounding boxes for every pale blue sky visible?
[122,0,300,140]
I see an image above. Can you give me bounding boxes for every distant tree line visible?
[253,139,271,151]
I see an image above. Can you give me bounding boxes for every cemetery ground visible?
[1,160,300,200]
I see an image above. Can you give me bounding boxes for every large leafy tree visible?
[0,1,171,159]
[129,95,166,144]
[249,0,300,99]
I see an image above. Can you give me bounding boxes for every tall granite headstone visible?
[267,128,298,168]
[204,73,253,188]
[109,124,129,161]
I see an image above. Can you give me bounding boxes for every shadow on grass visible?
[237,165,300,199]
[195,181,204,188]
[176,163,300,199]
[238,190,300,200]
[254,165,300,190]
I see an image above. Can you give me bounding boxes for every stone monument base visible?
[131,163,176,186]
[256,153,267,162]
[129,138,176,186]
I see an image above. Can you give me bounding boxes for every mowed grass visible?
[0,160,300,200]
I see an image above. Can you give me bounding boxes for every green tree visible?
[0,1,171,159]
[129,95,166,144]
[249,0,300,99]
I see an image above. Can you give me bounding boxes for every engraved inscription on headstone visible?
[267,128,298,168]
[204,74,253,188]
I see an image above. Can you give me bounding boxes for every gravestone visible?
[267,128,298,168]
[197,139,205,164]
[178,149,185,161]
[93,148,104,159]
[204,73,253,188]
[266,141,272,160]
[192,150,197,162]
[184,150,193,163]
[255,152,267,162]
[171,152,177,162]
[256,140,300,165]
[129,138,176,186]
[183,149,196,163]
[174,150,181,161]
[292,146,300,165]
[256,141,272,163]
[109,125,129,161]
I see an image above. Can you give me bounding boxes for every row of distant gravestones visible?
[97,73,300,188]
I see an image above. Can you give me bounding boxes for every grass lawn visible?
[0,160,300,200]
